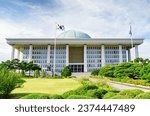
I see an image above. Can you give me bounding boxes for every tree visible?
[41,70,46,77]
[34,70,40,78]
[99,65,115,77]
[0,66,25,98]
[61,66,72,77]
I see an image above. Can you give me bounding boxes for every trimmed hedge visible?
[50,94,64,99]
[103,92,117,99]
[135,92,150,99]
[119,89,144,98]
[21,93,50,99]
[67,95,93,99]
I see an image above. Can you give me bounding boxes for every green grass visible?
[12,78,81,95]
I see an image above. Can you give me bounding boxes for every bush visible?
[67,95,93,99]
[41,70,46,78]
[21,93,50,99]
[0,67,25,98]
[61,66,72,77]
[114,62,142,79]
[99,65,115,77]
[111,95,130,99]
[135,92,150,99]
[87,89,107,98]
[119,89,144,98]
[34,70,40,78]
[21,70,25,77]
[50,94,64,99]
[103,92,117,99]
[91,69,99,76]
[62,90,78,98]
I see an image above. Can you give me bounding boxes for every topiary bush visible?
[111,94,130,99]
[21,93,50,99]
[62,90,78,98]
[119,89,144,98]
[87,89,107,98]
[103,92,117,99]
[99,65,115,77]
[91,69,99,76]
[67,95,93,99]
[135,92,150,99]
[61,66,72,77]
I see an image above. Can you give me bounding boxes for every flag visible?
[57,24,65,31]
[129,25,132,36]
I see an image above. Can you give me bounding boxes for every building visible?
[6,30,143,72]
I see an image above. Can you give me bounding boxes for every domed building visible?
[6,30,143,73]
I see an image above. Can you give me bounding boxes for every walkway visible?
[108,81,150,92]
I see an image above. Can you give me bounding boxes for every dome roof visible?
[57,30,91,39]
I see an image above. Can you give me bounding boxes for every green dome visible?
[57,30,91,39]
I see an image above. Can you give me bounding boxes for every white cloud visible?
[0,0,150,62]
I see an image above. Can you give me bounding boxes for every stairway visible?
[72,72,91,78]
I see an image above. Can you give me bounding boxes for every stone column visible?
[11,45,15,60]
[66,44,69,66]
[20,48,23,61]
[135,45,139,58]
[84,44,87,72]
[47,44,51,64]
[17,48,20,60]
[128,49,131,61]
[119,45,123,63]
[29,44,33,62]
[101,45,105,67]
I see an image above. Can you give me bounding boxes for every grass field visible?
[12,78,81,95]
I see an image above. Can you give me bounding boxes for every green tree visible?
[0,66,25,98]
[99,65,115,77]
[61,66,72,77]
[41,70,46,77]
[33,70,40,78]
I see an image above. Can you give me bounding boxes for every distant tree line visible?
[91,58,150,82]
[0,59,41,76]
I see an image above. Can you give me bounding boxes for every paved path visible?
[108,81,150,92]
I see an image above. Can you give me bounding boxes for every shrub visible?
[41,70,46,77]
[99,65,115,77]
[103,92,117,99]
[111,95,130,99]
[91,69,99,76]
[21,70,25,77]
[97,82,115,92]
[62,90,78,98]
[61,66,72,77]
[135,92,150,99]
[50,94,64,99]
[34,70,40,78]
[79,78,90,85]
[114,62,142,79]
[67,95,93,99]
[119,89,144,98]
[87,89,107,98]
[21,93,50,99]
[0,67,25,98]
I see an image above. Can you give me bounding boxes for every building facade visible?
[6,30,143,72]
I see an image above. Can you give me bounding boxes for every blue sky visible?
[0,0,150,61]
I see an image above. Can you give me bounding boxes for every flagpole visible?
[129,24,134,61]
[53,23,57,76]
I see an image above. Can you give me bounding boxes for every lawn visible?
[12,78,81,95]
